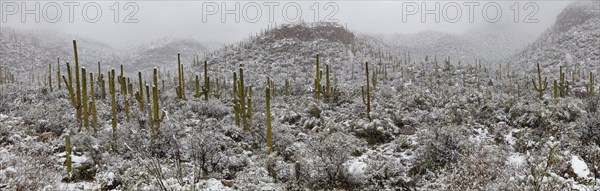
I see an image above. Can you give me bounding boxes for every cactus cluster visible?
[322,64,337,99]
[557,66,569,98]
[62,40,83,128]
[233,64,252,131]
[151,68,165,139]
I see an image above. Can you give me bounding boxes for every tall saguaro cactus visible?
[73,40,82,127]
[233,65,252,131]
[109,69,117,140]
[152,68,164,139]
[82,68,89,129]
[204,60,210,100]
[361,62,371,120]
[557,66,569,98]
[266,85,273,154]
[57,58,61,90]
[138,72,145,112]
[97,62,106,99]
[532,63,548,100]
[90,73,98,131]
[587,71,595,96]
[314,53,322,100]
[65,135,72,178]
[176,53,186,100]
[48,63,53,91]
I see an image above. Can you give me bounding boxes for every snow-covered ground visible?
[1,2,599,190]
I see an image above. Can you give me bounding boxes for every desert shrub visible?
[354,126,392,146]
[303,132,366,190]
[577,112,600,146]
[189,100,228,119]
[409,126,466,177]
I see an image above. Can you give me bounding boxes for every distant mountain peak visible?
[553,1,600,33]
[266,22,355,44]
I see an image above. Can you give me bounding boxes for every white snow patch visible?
[345,157,367,183]
[570,155,590,179]
[507,153,525,167]
[203,178,233,191]
[0,114,8,121]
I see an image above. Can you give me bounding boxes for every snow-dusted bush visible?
[409,125,467,178]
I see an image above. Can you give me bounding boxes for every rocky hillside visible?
[513,1,600,70]
[200,22,397,90]
[0,28,120,78]
[124,38,207,72]
[378,28,534,65]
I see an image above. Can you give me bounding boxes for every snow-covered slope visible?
[200,22,397,89]
[123,37,207,72]
[377,28,534,64]
[0,28,120,77]
[513,1,600,69]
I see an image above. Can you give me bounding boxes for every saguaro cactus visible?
[233,72,240,126]
[285,78,290,96]
[57,58,61,90]
[73,40,82,127]
[532,63,548,100]
[98,62,106,99]
[195,75,201,98]
[558,66,569,98]
[82,68,89,129]
[65,135,72,178]
[109,69,117,140]
[138,72,145,112]
[90,73,98,131]
[203,60,210,100]
[152,68,165,139]
[586,71,595,96]
[553,80,558,103]
[176,53,186,100]
[361,62,371,120]
[314,53,322,100]
[48,63,53,91]
[266,85,273,154]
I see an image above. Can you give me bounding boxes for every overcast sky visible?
[1,1,574,49]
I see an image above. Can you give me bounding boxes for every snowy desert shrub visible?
[583,95,599,113]
[189,127,233,179]
[443,144,516,190]
[364,154,411,190]
[304,132,366,189]
[576,112,600,146]
[409,125,466,178]
[189,99,228,119]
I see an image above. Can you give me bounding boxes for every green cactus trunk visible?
[90,73,98,131]
[204,61,210,100]
[532,63,547,100]
[57,58,61,90]
[65,135,72,179]
[109,69,117,140]
[73,40,82,128]
[362,62,371,120]
[82,68,89,129]
[266,85,272,154]
[48,63,52,91]
[138,72,145,112]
